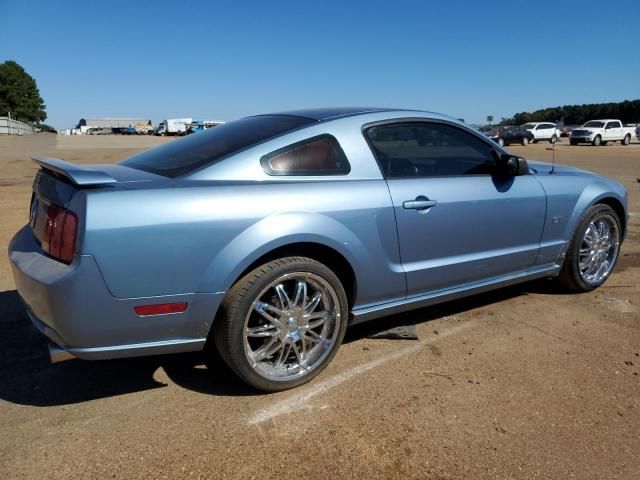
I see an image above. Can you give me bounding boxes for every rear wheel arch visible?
[229,242,357,309]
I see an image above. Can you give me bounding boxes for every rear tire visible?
[557,204,621,292]
[213,256,348,392]
[550,134,557,144]
[622,134,631,145]
[497,137,504,147]
[592,135,602,146]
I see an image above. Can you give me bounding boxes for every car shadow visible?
[0,278,564,406]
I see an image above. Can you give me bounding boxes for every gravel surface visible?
[0,135,638,479]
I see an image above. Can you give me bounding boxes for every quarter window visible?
[365,122,496,178]
[261,135,350,176]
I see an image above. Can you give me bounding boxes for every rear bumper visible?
[9,225,223,360]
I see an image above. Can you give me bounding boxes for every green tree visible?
[0,60,47,123]
[500,100,640,126]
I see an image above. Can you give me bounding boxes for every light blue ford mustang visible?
[9,108,628,391]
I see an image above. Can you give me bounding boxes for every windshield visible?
[122,115,314,177]
[583,121,605,128]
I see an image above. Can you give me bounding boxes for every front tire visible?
[521,136,529,146]
[213,257,348,391]
[592,135,602,146]
[558,204,621,292]
[497,137,504,147]
[570,139,578,146]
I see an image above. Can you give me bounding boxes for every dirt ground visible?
[0,134,638,479]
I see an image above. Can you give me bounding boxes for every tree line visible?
[0,60,47,124]
[501,100,640,126]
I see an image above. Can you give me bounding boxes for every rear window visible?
[121,115,314,177]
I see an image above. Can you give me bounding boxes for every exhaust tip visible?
[48,343,76,363]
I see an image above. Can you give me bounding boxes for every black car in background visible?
[492,125,534,146]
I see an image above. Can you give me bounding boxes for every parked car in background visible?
[561,125,578,137]
[492,125,534,146]
[9,107,628,391]
[186,120,225,135]
[570,119,635,146]
[86,127,112,135]
[113,127,137,135]
[521,122,562,143]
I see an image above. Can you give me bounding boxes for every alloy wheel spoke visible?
[291,342,306,368]
[246,324,278,337]
[275,284,291,310]
[292,280,307,310]
[275,342,292,368]
[307,314,329,330]
[304,291,322,314]
[252,337,282,361]
[255,302,283,326]
[300,334,308,356]
[584,223,598,244]
[304,329,321,340]
[598,221,607,238]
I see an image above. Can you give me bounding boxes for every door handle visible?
[403,198,438,210]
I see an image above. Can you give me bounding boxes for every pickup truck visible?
[570,119,635,146]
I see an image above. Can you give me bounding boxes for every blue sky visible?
[1,0,638,128]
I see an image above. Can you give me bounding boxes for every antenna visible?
[551,130,556,174]
[546,121,558,174]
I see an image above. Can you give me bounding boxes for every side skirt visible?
[350,264,560,325]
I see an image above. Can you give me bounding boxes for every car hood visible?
[527,160,596,176]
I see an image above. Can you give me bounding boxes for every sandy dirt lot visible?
[0,134,638,479]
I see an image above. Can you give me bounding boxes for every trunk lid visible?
[29,157,167,251]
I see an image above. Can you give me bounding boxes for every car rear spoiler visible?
[32,157,118,186]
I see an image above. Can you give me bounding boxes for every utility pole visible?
[8,111,12,135]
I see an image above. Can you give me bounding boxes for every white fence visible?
[0,117,35,135]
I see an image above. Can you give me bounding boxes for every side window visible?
[365,122,496,178]
[261,135,350,176]
[606,122,616,129]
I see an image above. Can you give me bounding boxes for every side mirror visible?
[496,153,528,176]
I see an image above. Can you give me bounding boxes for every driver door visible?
[365,121,546,296]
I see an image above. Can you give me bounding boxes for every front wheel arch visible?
[597,197,627,239]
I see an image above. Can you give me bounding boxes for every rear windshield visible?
[121,115,314,177]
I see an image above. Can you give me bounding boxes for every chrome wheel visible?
[243,272,341,382]
[578,213,620,285]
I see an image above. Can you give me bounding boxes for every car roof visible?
[259,107,405,122]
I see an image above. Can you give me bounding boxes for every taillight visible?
[42,204,77,264]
